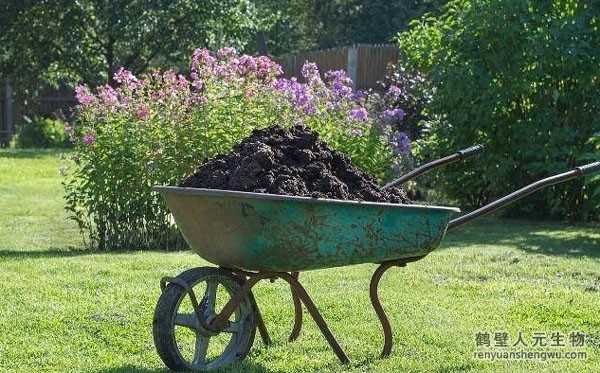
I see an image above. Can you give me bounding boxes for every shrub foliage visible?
[11,116,68,148]
[397,0,600,220]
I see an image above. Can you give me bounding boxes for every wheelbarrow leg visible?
[254,303,273,346]
[277,272,350,364]
[289,272,303,342]
[233,270,303,344]
[232,271,273,346]
[370,258,423,358]
[215,271,350,364]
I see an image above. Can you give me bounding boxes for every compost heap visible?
[180,125,410,204]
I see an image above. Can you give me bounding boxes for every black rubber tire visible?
[153,267,257,371]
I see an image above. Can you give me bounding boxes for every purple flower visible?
[348,107,368,122]
[275,77,316,115]
[383,108,405,122]
[274,78,289,91]
[332,81,353,99]
[82,132,96,146]
[389,131,412,157]
[301,62,319,79]
[324,70,347,81]
[387,85,402,99]
[353,91,365,100]
[191,79,203,90]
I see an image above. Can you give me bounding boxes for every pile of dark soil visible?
[180,125,410,204]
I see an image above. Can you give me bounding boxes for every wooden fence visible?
[276,44,398,90]
[0,81,76,145]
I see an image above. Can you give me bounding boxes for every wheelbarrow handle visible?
[457,144,485,159]
[447,161,600,231]
[576,161,600,176]
[382,144,484,189]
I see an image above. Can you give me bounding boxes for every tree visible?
[0,0,258,92]
[313,0,447,48]
[254,0,448,56]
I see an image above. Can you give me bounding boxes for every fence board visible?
[275,44,398,90]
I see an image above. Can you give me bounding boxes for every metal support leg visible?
[369,257,423,358]
[276,272,350,364]
[289,272,303,342]
[213,270,349,364]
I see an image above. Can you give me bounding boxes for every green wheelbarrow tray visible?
[154,186,460,272]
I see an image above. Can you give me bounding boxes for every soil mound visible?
[180,125,410,204]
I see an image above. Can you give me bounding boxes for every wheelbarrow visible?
[152,145,600,371]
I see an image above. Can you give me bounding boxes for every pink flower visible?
[98,84,117,104]
[191,49,215,74]
[137,107,149,120]
[75,85,95,106]
[216,47,237,58]
[82,132,95,146]
[114,68,137,85]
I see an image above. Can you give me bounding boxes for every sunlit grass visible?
[0,149,598,372]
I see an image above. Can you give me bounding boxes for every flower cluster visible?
[65,47,411,250]
[190,47,282,86]
[274,60,414,173]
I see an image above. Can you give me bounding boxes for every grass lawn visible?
[0,148,598,372]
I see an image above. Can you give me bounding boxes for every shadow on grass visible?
[96,367,170,373]
[0,247,191,260]
[443,217,600,258]
[97,361,278,373]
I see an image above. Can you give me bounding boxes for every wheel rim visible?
[170,273,255,370]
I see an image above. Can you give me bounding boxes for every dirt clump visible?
[180,125,410,204]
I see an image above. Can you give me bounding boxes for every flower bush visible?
[63,47,411,250]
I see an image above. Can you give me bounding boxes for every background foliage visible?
[0,0,447,97]
[397,0,600,220]
[254,0,448,56]
[0,0,258,95]
[10,116,68,148]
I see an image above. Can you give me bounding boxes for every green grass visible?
[0,149,598,372]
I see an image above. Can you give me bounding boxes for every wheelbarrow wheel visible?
[153,267,257,371]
